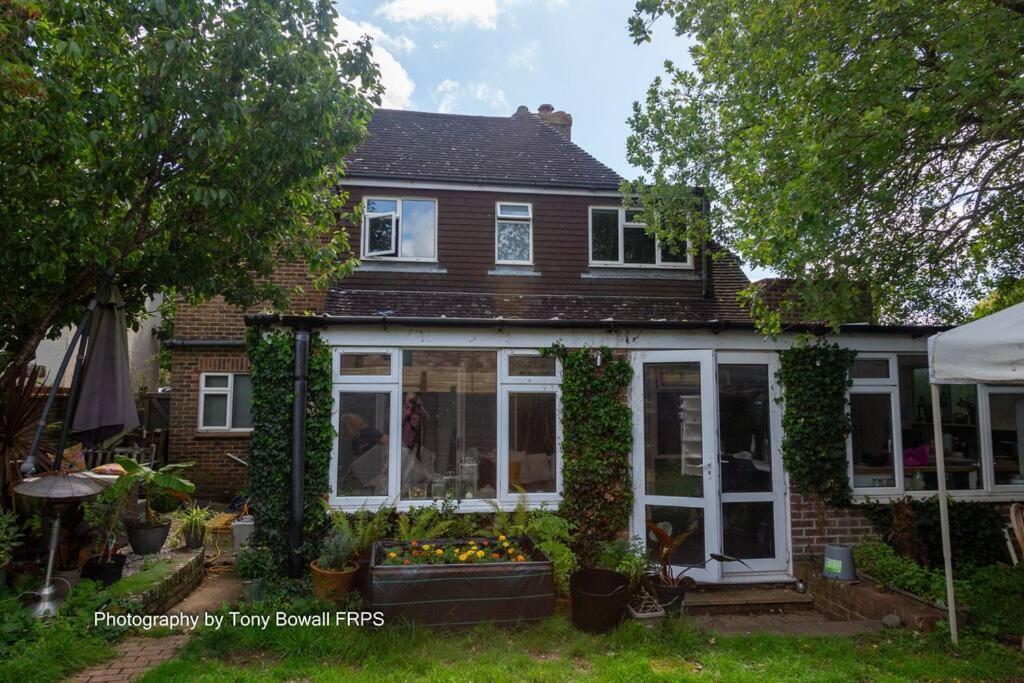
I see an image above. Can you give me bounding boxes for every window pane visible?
[508,393,556,493]
[204,375,229,388]
[723,502,775,560]
[367,215,395,255]
[989,393,1024,486]
[401,351,497,500]
[624,226,656,264]
[645,505,705,567]
[508,355,556,377]
[399,199,436,259]
[496,221,531,262]
[850,393,895,488]
[232,375,252,429]
[338,392,391,497]
[898,356,981,491]
[498,203,530,218]
[661,242,689,263]
[852,358,890,379]
[591,209,619,261]
[202,394,228,428]
[366,198,397,214]
[340,352,392,376]
[719,364,772,493]
[624,209,643,224]
[644,363,703,497]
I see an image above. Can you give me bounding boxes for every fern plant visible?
[488,489,530,537]
[395,508,454,542]
[331,505,394,556]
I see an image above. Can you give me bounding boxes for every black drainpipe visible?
[289,327,311,578]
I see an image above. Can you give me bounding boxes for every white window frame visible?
[847,385,903,495]
[197,372,252,432]
[587,206,694,269]
[328,347,563,511]
[978,385,1024,494]
[850,353,898,386]
[361,196,438,262]
[494,202,533,266]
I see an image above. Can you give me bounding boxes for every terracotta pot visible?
[310,560,357,604]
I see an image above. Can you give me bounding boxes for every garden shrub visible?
[863,497,1009,571]
[961,563,1024,637]
[543,343,633,566]
[853,539,947,602]
[246,327,333,572]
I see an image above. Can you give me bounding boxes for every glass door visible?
[631,351,720,583]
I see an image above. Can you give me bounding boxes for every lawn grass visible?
[140,609,1024,682]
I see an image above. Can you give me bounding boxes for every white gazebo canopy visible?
[929,301,1024,385]
[926,300,1024,644]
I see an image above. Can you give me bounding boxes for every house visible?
[168,104,1022,584]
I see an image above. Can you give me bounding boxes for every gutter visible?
[244,313,948,338]
[163,339,245,348]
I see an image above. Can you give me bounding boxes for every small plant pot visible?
[654,582,687,612]
[232,516,255,554]
[83,555,127,587]
[183,528,206,550]
[242,578,265,602]
[126,521,171,555]
[53,567,82,598]
[310,560,358,604]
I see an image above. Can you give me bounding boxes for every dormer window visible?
[495,202,533,265]
[589,207,692,268]
[363,197,437,261]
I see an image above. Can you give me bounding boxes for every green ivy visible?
[777,339,856,508]
[245,327,333,572]
[543,343,633,566]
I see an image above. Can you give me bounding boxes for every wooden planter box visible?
[369,536,555,627]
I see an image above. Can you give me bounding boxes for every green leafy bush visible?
[961,563,1024,637]
[853,539,947,602]
[597,537,648,587]
[0,511,23,567]
[526,510,577,596]
[236,546,276,581]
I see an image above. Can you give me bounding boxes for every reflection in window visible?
[852,358,890,379]
[590,208,619,262]
[337,393,390,497]
[988,393,1024,486]
[898,356,980,490]
[643,363,703,497]
[723,502,775,560]
[362,197,436,260]
[508,393,556,493]
[718,364,771,493]
[401,351,497,500]
[850,393,895,488]
[645,505,705,567]
[339,352,391,376]
[507,354,556,377]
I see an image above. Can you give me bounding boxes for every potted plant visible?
[0,510,23,586]
[173,504,213,550]
[311,527,358,604]
[645,520,700,611]
[597,537,662,623]
[235,545,274,601]
[115,456,195,555]
[330,506,392,592]
[82,476,132,586]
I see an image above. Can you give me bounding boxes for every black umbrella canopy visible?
[70,285,140,447]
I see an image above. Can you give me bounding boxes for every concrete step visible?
[684,586,816,616]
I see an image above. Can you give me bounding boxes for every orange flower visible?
[492,553,501,559]
[516,555,526,562]
[403,559,411,565]
[411,541,418,547]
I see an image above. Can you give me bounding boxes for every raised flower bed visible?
[370,536,555,627]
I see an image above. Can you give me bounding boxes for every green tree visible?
[0,0,381,388]
[626,0,1024,331]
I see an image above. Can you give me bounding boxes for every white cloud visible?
[335,15,416,109]
[506,40,539,71]
[376,0,503,30]
[432,80,509,114]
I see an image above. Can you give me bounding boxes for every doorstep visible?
[684,584,815,616]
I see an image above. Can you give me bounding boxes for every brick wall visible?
[169,347,252,499]
[789,493,877,561]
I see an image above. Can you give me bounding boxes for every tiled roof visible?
[343,108,624,191]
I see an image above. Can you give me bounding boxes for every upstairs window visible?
[495,202,533,265]
[363,197,437,261]
[589,207,692,268]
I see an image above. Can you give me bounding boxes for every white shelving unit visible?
[678,394,703,477]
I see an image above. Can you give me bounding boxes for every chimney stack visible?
[537,103,572,140]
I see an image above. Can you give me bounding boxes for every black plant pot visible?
[126,522,171,555]
[83,555,127,587]
[654,582,687,612]
[183,528,206,550]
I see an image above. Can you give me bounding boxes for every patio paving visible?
[65,635,190,683]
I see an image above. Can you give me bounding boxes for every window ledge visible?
[357,261,447,274]
[195,430,252,439]
[850,490,1024,504]
[488,266,541,277]
[582,268,698,280]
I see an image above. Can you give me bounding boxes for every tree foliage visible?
[0,0,381,385]
[626,0,1024,330]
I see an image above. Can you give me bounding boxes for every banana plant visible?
[114,456,195,526]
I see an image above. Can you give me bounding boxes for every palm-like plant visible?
[114,456,194,526]
[645,519,699,586]
[0,365,46,505]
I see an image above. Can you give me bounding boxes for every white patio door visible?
[631,350,721,583]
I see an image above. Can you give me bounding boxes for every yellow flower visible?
[422,544,431,550]
[502,541,510,548]
[476,550,484,558]
[459,553,468,561]
[387,552,397,559]
[435,549,443,556]
[498,535,506,542]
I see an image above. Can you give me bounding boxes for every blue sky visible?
[335,0,693,179]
